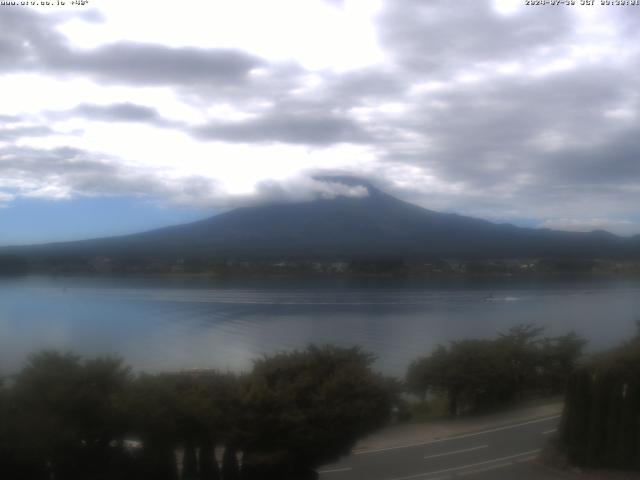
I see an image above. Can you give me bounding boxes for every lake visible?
[1,275,639,376]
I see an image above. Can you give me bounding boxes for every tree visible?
[408,339,519,415]
[539,332,587,394]
[166,370,238,480]
[236,345,395,479]
[407,326,586,416]
[496,324,545,398]
[221,445,240,480]
[126,374,181,480]
[10,351,132,480]
[406,345,448,401]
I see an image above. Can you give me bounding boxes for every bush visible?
[236,345,395,479]
[407,325,586,415]
[0,346,395,480]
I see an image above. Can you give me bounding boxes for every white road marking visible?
[386,449,542,480]
[458,454,539,476]
[354,415,560,455]
[542,428,557,435]
[319,467,352,474]
[423,444,488,460]
[458,461,513,476]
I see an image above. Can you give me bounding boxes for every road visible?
[319,414,566,480]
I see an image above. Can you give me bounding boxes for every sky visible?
[1,0,640,245]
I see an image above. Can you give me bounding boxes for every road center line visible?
[542,428,557,435]
[318,467,352,474]
[423,444,488,460]
[354,415,560,455]
[386,449,542,480]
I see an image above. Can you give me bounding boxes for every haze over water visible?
[1,275,639,376]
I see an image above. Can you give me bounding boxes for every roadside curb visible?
[352,402,564,455]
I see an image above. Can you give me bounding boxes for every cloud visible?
[49,103,182,128]
[1,0,640,234]
[249,176,370,204]
[0,8,263,88]
[192,110,370,145]
[376,0,572,77]
[0,145,219,205]
[0,114,24,123]
[72,103,162,122]
[0,125,55,141]
[52,43,263,86]
[539,218,640,237]
[74,9,107,24]
[0,144,372,210]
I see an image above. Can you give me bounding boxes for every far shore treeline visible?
[2,325,639,478]
[3,252,640,277]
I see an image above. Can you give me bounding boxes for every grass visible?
[404,394,450,423]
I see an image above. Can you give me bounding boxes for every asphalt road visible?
[319,414,565,480]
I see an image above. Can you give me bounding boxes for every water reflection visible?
[1,276,639,375]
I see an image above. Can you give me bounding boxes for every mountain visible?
[3,177,640,261]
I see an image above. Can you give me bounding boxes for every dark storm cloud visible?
[192,111,370,145]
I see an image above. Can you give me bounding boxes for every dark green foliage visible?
[560,330,640,471]
[538,332,588,394]
[221,445,240,480]
[586,370,616,466]
[198,439,220,480]
[1,346,394,479]
[407,325,585,415]
[561,368,592,462]
[236,345,394,478]
[7,352,133,479]
[182,441,198,480]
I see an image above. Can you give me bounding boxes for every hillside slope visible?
[4,178,639,260]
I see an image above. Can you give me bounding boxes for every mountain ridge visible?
[2,177,639,261]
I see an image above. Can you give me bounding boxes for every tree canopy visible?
[407,325,586,415]
[0,346,395,480]
[238,345,394,479]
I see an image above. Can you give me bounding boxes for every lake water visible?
[1,275,639,376]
